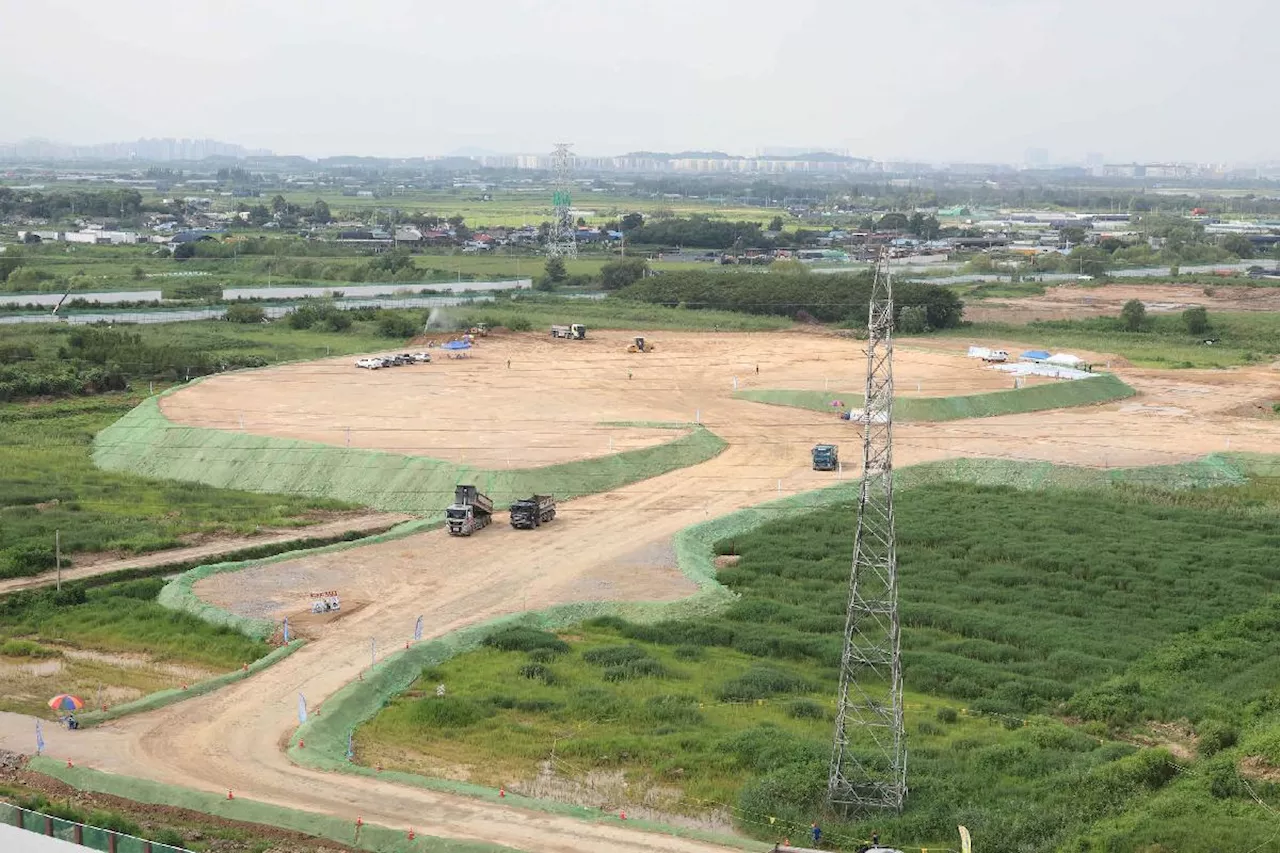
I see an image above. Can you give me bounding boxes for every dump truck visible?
[510,494,557,529]
[551,324,586,340]
[445,484,494,536]
[811,444,839,471]
[627,336,655,353]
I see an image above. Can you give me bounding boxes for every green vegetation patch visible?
[0,395,352,578]
[735,372,1133,421]
[95,389,726,513]
[353,475,1280,851]
[0,577,272,717]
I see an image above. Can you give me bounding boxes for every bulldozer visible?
[627,336,655,353]
[467,323,489,337]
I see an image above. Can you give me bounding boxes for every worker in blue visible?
[811,822,822,845]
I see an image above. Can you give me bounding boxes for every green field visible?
[735,372,1134,421]
[0,396,353,578]
[356,479,1280,852]
[938,311,1280,369]
[0,577,271,717]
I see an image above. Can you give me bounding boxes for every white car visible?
[410,352,432,363]
[355,357,382,369]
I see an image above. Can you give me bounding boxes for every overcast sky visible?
[2,0,1274,164]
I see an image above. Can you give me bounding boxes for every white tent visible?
[1046,353,1085,367]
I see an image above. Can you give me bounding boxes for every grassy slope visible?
[0,577,271,716]
[936,312,1280,369]
[96,395,725,513]
[0,396,352,577]
[735,372,1134,421]
[357,480,1280,852]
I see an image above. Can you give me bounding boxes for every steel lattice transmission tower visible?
[828,248,907,815]
[546,143,578,259]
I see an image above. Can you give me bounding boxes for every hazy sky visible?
[2,0,1275,164]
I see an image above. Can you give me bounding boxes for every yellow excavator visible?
[627,336,655,353]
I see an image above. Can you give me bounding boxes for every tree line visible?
[614,270,964,329]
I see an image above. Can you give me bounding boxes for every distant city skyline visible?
[3,134,1275,173]
[1,1,1276,166]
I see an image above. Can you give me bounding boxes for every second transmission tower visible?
[546,143,578,259]
[828,249,907,814]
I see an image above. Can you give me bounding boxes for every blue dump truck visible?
[811,444,839,471]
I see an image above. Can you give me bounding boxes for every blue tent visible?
[1020,350,1051,361]
[441,340,471,351]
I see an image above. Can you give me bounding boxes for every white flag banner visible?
[297,693,308,724]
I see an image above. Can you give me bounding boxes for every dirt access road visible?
[965,281,1280,324]
[5,329,1280,852]
[0,513,411,597]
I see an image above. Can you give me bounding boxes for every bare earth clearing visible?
[965,281,1280,324]
[5,329,1280,852]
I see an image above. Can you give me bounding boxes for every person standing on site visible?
[811,823,822,846]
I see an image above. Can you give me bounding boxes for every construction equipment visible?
[812,444,839,471]
[509,494,557,529]
[445,485,494,536]
[627,336,655,353]
[551,324,586,340]
[468,323,490,337]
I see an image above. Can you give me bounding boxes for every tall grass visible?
[0,395,351,576]
[358,479,1280,852]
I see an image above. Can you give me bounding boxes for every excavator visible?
[627,336,656,353]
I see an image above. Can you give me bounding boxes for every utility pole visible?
[55,530,61,591]
[828,248,907,815]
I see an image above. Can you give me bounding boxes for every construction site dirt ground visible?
[4,328,1280,853]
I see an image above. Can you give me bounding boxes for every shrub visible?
[582,645,649,667]
[1120,298,1147,331]
[1196,720,1238,757]
[640,694,702,726]
[410,697,493,728]
[603,658,668,681]
[716,665,811,701]
[673,644,704,660]
[506,316,533,332]
[917,720,942,736]
[0,639,61,658]
[376,310,419,339]
[1182,306,1210,335]
[785,698,827,720]
[225,303,266,324]
[526,647,557,663]
[936,706,959,724]
[87,810,142,836]
[151,828,186,848]
[518,662,558,685]
[482,626,569,654]
[568,686,624,721]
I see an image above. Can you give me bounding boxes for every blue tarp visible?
[1020,350,1051,361]
[441,340,471,350]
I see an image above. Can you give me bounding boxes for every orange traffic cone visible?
[620,810,627,820]
[66,759,73,768]
[408,828,415,840]
[356,816,363,827]
[227,790,234,800]
[299,739,305,749]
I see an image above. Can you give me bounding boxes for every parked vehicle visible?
[410,352,432,363]
[355,357,382,369]
[510,494,556,529]
[627,336,655,353]
[446,485,494,536]
[812,444,839,471]
[551,324,587,340]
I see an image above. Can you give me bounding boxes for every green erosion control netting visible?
[25,757,521,853]
[74,641,305,728]
[157,518,438,639]
[94,388,726,513]
[285,453,1271,839]
[735,372,1134,421]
